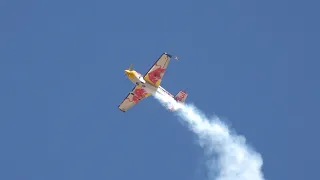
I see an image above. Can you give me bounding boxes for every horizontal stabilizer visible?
[174,90,188,103]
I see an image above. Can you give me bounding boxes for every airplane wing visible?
[143,53,173,87]
[118,85,151,112]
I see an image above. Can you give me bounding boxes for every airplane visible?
[118,52,188,112]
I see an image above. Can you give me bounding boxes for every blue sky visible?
[0,0,319,179]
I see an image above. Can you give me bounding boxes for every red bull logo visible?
[134,88,147,98]
[132,96,140,103]
[129,88,148,103]
[148,67,166,85]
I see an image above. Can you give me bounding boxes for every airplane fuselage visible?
[125,70,174,98]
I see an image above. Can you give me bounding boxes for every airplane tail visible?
[174,90,188,103]
[167,90,188,112]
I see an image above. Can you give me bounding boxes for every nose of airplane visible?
[124,70,132,76]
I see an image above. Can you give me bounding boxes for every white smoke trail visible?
[153,91,265,180]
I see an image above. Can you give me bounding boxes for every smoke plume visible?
[153,91,265,180]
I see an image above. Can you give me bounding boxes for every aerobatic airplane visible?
[118,52,188,112]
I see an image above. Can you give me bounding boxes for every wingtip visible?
[165,53,172,58]
[118,107,126,112]
[164,52,178,60]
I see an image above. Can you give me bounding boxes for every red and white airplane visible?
[118,52,188,112]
